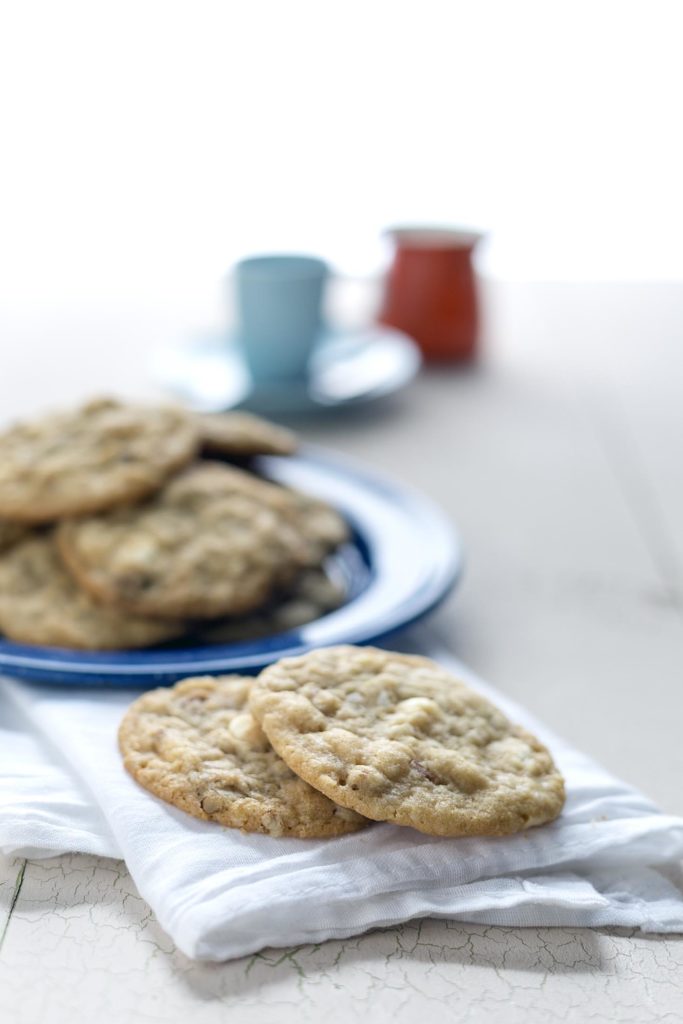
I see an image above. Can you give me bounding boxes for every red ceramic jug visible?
[378,227,482,362]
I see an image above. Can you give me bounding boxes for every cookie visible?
[57,463,312,620]
[0,534,185,650]
[293,567,347,610]
[198,412,297,457]
[0,520,30,553]
[216,469,349,567]
[284,491,350,566]
[0,397,199,523]
[195,568,346,644]
[249,646,565,837]
[118,675,368,838]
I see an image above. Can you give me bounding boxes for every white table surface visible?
[1,278,682,1021]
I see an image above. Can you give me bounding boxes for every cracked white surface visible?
[2,281,683,1020]
[1,855,683,1024]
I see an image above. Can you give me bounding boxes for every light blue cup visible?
[234,254,329,383]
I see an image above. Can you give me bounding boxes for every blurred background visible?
[1,1,683,365]
[1,1,682,801]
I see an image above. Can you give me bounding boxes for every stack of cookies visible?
[119,646,566,839]
[0,398,347,650]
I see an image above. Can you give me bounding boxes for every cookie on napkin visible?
[249,646,566,837]
[119,675,368,838]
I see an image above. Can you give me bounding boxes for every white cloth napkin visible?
[2,629,683,960]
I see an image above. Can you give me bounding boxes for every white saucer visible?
[150,325,421,414]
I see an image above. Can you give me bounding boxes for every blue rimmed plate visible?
[0,447,462,687]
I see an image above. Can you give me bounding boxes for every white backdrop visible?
[1,0,682,322]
